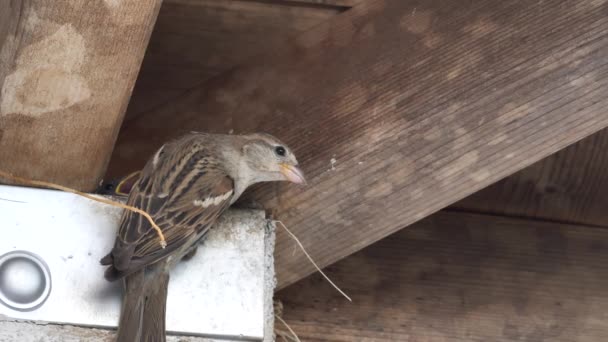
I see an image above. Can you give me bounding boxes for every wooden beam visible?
[277,211,608,341]
[453,128,608,227]
[0,0,161,191]
[126,0,340,117]
[269,0,364,7]
[108,0,608,288]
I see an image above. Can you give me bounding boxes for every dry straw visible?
[276,315,301,342]
[0,170,167,248]
[274,220,352,302]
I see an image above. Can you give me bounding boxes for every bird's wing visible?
[103,160,234,280]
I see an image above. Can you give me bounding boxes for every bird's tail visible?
[116,270,145,342]
[116,269,169,342]
[140,271,169,342]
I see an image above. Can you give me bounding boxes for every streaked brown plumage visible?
[100,132,304,342]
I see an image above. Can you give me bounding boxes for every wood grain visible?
[108,0,608,288]
[269,0,364,7]
[0,0,161,191]
[277,211,608,342]
[453,128,608,227]
[125,0,340,118]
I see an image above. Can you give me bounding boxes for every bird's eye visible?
[105,183,114,191]
[275,146,286,157]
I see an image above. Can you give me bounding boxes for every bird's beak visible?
[280,164,306,185]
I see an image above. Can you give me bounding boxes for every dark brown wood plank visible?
[0,0,161,191]
[108,0,608,288]
[453,129,608,227]
[269,0,364,7]
[125,0,340,118]
[277,211,608,342]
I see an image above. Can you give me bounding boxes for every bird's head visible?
[238,133,306,185]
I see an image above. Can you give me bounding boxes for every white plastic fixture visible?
[0,185,269,341]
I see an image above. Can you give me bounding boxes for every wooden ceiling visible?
[124,0,345,118]
[116,0,608,234]
[2,1,608,340]
[109,0,608,288]
[2,0,607,291]
[278,211,608,341]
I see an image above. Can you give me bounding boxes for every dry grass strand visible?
[274,220,352,302]
[276,316,301,342]
[0,169,167,248]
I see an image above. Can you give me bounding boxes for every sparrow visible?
[100,132,305,342]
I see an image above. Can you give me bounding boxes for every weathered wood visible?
[0,0,161,191]
[108,0,608,288]
[453,128,608,227]
[271,0,364,7]
[278,211,608,341]
[125,0,340,117]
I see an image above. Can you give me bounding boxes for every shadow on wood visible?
[124,0,342,118]
[453,128,608,227]
[278,211,608,341]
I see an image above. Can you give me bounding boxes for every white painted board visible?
[0,185,268,340]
